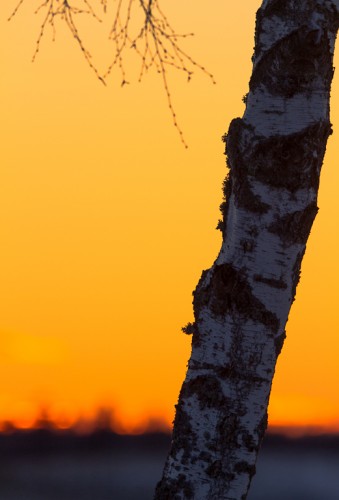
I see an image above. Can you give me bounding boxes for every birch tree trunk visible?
[155,1,339,499]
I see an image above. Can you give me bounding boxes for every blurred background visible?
[0,426,339,500]
[0,0,338,497]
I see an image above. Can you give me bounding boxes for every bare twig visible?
[9,0,106,84]
[106,0,216,146]
[9,0,215,145]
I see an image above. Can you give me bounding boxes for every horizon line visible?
[0,418,338,438]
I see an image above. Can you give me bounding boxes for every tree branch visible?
[9,0,215,146]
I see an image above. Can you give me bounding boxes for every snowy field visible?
[0,431,338,499]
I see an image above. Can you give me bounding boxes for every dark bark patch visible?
[199,450,212,462]
[216,218,224,233]
[193,263,279,331]
[214,364,234,380]
[223,118,270,216]
[193,268,211,317]
[258,411,268,441]
[261,0,299,17]
[291,249,306,303]
[217,364,267,384]
[206,460,223,478]
[223,118,247,170]
[154,474,194,500]
[222,173,232,201]
[234,177,270,214]
[181,322,196,335]
[254,274,287,289]
[242,431,258,453]
[268,203,318,245]
[234,460,256,478]
[217,414,240,449]
[190,269,211,347]
[189,361,268,386]
[248,122,332,192]
[274,330,287,357]
[183,375,227,411]
[257,0,339,46]
[218,174,232,236]
[251,24,334,97]
[171,400,195,465]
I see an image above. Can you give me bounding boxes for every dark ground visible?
[0,430,338,499]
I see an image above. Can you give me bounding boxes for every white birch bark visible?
[155,1,339,499]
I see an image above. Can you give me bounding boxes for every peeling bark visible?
[155,1,339,499]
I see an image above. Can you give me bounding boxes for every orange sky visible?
[0,0,338,433]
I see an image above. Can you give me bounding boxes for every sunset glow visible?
[0,0,338,434]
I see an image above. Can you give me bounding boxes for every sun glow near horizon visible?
[0,0,338,434]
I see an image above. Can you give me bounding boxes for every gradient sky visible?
[0,0,338,432]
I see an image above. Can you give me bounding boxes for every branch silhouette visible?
[9,0,215,146]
